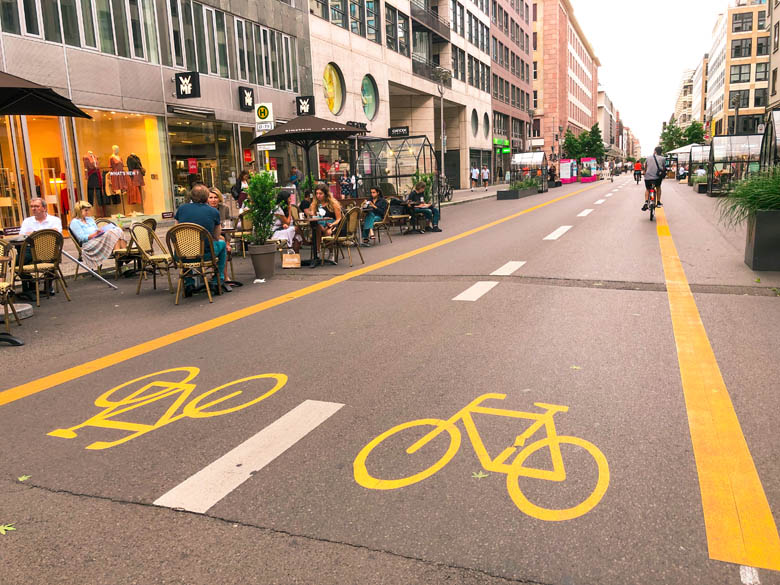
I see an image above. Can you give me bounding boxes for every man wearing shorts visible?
[642,147,666,210]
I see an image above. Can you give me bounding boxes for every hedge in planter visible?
[718,169,780,271]
[498,177,540,200]
[243,171,280,279]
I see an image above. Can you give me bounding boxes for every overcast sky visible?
[571,0,727,155]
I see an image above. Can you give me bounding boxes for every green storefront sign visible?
[493,138,510,146]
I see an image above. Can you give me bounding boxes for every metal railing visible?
[409,0,451,40]
[411,55,453,87]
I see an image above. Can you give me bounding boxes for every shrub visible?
[718,169,780,228]
[242,172,278,245]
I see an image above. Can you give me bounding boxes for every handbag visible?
[282,249,301,269]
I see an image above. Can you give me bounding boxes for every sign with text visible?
[187,158,198,174]
[388,126,409,137]
[161,211,174,219]
[238,87,254,112]
[296,96,315,116]
[243,148,253,163]
[175,72,201,99]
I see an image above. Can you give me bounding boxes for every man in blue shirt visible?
[174,183,230,295]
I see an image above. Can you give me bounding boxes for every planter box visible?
[695,183,708,194]
[579,176,598,183]
[248,243,277,279]
[497,187,537,200]
[745,210,780,271]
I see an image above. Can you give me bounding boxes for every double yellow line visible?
[656,209,780,571]
[0,183,600,407]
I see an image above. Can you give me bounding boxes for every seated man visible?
[407,182,441,232]
[19,198,63,295]
[174,183,230,295]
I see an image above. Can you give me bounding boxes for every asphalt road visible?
[2,176,780,585]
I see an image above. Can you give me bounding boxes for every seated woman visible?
[309,184,342,264]
[69,201,127,271]
[207,187,233,283]
[272,191,302,253]
[361,186,388,244]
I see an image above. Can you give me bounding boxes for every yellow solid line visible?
[656,208,780,571]
[0,183,600,408]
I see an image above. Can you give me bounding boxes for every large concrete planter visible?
[745,210,780,271]
[497,187,537,200]
[248,243,277,279]
[579,176,597,183]
[695,183,708,194]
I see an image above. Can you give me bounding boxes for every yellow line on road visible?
[656,209,780,571]
[0,183,601,407]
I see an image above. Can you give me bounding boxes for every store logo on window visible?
[296,96,315,116]
[175,72,201,99]
[238,87,254,112]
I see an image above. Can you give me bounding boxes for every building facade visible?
[691,54,709,124]
[707,1,770,136]
[0,0,312,230]
[307,0,493,190]
[674,69,695,128]
[597,89,620,160]
[532,0,599,161]
[489,0,533,180]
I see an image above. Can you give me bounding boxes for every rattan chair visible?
[371,201,393,243]
[166,222,222,305]
[130,222,173,295]
[232,213,252,258]
[322,207,364,267]
[0,246,21,333]
[142,217,158,231]
[388,201,411,235]
[97,218,139,278]
[17,229,71,307]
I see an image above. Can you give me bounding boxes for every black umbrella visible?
[0,71,91,118]
[249,115,365,186]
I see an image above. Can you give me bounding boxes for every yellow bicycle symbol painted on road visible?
[48,367,287,450]
[354,394,609,521]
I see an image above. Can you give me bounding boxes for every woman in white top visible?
[272,191,302,252]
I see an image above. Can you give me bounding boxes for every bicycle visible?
[438,175,453,202]
[354,393,609,522]
[48,367,288,450]
[634,170,642,184]
[645,182,658,221]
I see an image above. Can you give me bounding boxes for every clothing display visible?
[84,153,109,206]
[109,154,127,192]
[126,153,145,205]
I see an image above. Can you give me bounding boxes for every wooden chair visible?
[130,222,173,295]
[322,209,364,266]
[0,246,21,333]
[17,229,71,307]
[371,201,393,243]
[165,223,222,305]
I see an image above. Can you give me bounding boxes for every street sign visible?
[255,102,273,123]
[256,122,274,131]
[388,126,409,137]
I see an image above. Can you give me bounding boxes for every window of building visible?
[533,60,537,80]
[313,0,328,20]
[758,9,766,30]
[774,21,779,52]
[385,4,397,50]
[361,74,378,120]
[330,0,346,28]
[754,88,768,107]
[732,12,752,33]
[398,11,408,55]
[0,0,21,34]
[730,64,751,83]
[729,89,749,109]
[533,89,537,108]
[757,36,769,56]
[756,61,769,81]
[532,31,536,50]
[731,38,751,58]
[366,0,380,42]
[772,68,778,96]
[323,62,345,115]
[350,0,366,36]
[492,72,498,98]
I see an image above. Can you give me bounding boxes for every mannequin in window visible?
[108,145,125,205]
[126,152,145,206]
[83,151,106,207]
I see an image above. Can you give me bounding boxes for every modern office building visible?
[707,0,770,136]
[0,0,313,230]
[532,0,599,160]
[673,69,695,128]
[597,88,620,160]
[489,0,533,179]
[307,0,493,189]
[691,54,709,124]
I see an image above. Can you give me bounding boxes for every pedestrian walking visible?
[481,165,490,190]
[470,165,479,191]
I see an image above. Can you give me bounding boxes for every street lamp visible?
[433,67,452,187]
[731,95,741,136]
[527,109,535,151]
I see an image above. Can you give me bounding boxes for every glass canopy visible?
[708,135,762,193]
[510,151,549,192]
[357,136,438,200]
[760,110,780,168]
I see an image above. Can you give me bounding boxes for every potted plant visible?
[497,177,539,200]
[692,174,708,193]
[718,169,780,271]
[242,171,279,279]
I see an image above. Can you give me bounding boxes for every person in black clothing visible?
[231,170,250,206]
[407,182,441,232]
[361,186,388,243]
[299,189,313,216]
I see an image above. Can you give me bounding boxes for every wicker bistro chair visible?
[130,222,173,295]
[0,246,21,333]
[17,229,71,307]
[232,213,253,258]
[96,218,140,278]
[387,199,411,235]
[321,209,364,266]
[166,223,222,305]
[371,201,393,244]
[142,217,158,231]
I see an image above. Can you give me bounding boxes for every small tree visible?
[683,121,705,145]
[582,123,606,163]
[243,172,278,245]
[660,117,685,153]
[562,129,583,160]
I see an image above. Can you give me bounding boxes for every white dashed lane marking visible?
[491,261,526,276]
[577,209,594,217]
[594,199,606,205]
[154,400,344,513]
[740,566,761,585]
[453,281,500,301]
[543,226,573,240]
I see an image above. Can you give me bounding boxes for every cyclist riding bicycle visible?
[633,160,642,183]
[642,146,666,211]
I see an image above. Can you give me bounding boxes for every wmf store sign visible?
[174,72,201,99]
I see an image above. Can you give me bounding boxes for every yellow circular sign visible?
[256,105,270,120]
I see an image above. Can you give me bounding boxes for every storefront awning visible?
[0,71,91,118]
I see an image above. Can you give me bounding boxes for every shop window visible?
[323,62,345,115]
[361,74,378,120]
[366,0,379,43]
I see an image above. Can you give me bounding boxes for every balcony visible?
[411,55,453,88]
[409,0,451,41]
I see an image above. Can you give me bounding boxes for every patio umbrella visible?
[249,115,365,186]
[0,71,91,118]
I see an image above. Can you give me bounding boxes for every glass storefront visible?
[73,110,170,217]
[0,117,25,231]
[24,116,70,224]
[318,139,353,198]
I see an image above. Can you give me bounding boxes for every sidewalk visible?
[442,183,502,207]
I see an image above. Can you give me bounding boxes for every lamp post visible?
[527,109,536,151]
[731,95,741,136]
[434,67,452,188]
